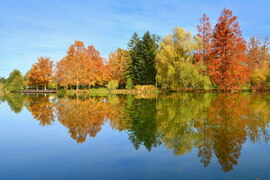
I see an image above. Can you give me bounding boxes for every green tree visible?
[5,70,24,92]
[156,28,212,90]
[128,31,159,85]
[127,33,140,82]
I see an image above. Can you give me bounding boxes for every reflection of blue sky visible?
[0,102,270,179]
[0,0,270,77]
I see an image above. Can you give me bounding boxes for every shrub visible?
[135,85,158,92]
[107,80,119,90]
[125,78,134,89]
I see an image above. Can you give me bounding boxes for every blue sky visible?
[0,0,269,78]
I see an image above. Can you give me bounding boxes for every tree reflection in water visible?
[3,92,270,172]
[25,94,55,126]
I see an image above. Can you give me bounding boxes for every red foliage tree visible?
[208,9,250,90]
[196,13,212,64]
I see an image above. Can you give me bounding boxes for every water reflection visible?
[57,96,106,143]
[2,92,270,172]
[3,93,24,113]
[25,94,55,126]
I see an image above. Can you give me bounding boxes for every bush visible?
[135,85,158,91]
[107,80,119,90]
[125,78,134,89]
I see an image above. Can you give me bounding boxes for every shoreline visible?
[7,88,270,95]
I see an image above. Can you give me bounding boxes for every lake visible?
[0,92,269,180]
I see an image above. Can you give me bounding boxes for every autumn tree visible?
[28,57,53,90]
[247,36,270,89]
[209,8,250,90]
[56,41,105,90]
[84,45,106,87]
[107,48,130,85]
[156,27,212,90]
[196,13,212,64]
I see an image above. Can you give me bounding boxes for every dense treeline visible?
[1,8,269,92]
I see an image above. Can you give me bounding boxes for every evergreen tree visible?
[127,33,140,83]
[140,31,159,84]
[127,31,159,85]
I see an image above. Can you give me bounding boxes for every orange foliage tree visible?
[56,41,105,90]
[208,9,250,90]
[107,48,130,85]
[85,45,106,87]
[28,57,53,90]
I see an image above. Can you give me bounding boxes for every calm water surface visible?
[0,92,270,180]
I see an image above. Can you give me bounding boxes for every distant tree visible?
[28,57,53,90]
[208,8,250,90]
[5,69,24,92]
